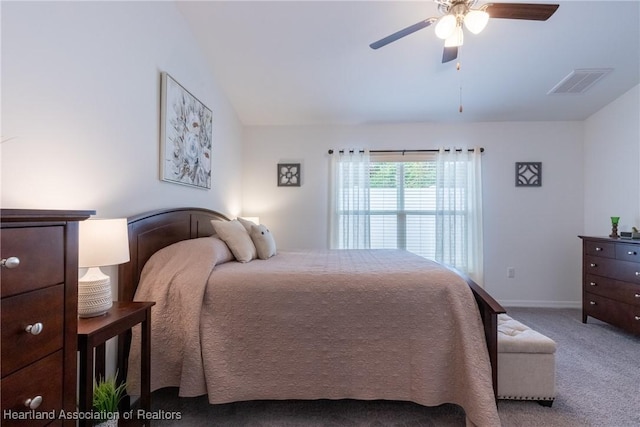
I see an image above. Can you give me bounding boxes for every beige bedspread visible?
[128,237,500,426]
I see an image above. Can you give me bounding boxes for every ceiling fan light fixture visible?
[435,14,457,39]
[464,10,489,34]
[444,25,464,47]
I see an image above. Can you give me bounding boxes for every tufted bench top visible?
[498,314,556,354]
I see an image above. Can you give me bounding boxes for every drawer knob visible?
[590,282,597,286]
[590,301,596,305]
[595,247,602,251]
[629,251,638,255]
[636,316,640,321]
[636,272,640,276]
[1,256,20,269]
[635,294,640,298]
[25,323,43,335]
[590,263,597,268]
[24,396,42,410]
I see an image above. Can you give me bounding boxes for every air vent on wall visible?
[548,68,613,95]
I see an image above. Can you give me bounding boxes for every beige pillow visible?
[208,236,235,265]
[237,217,257,233]
[210,220,256,263]
[249,224,277,260]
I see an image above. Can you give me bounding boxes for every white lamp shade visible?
[78,218,130,268]
[464,10,489,34]
[435,14,457,40]
[444,26,464,47]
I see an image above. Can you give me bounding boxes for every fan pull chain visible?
[457,61,463,113]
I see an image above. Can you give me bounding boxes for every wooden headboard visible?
[117,207,229,301]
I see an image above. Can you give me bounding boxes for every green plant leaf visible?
[92,372,127,423]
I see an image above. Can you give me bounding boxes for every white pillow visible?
[249,224,277,260]
[210,220,256,263]
[208,236,235,265]
[237,217,256,233]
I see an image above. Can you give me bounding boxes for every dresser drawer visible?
[584,292,640,334]
[0,350,63,427]
[1,226,64,298]
[1,285,64,377]
[615,243,640,262]
[584,240,615,258]
[585,274,640,307]
[583,255,618,279]
[584,255,640,284]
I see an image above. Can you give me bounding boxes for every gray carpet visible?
[149,308,640,426]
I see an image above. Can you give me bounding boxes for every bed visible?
[117,207,505,426]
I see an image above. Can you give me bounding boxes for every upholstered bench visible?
[497,313,556,406]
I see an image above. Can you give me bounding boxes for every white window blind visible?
[369,152,439,259]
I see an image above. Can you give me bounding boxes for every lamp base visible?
[78,267,113,318]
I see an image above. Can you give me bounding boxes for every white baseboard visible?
[499,300,581,309]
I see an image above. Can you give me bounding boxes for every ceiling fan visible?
[370,0,559,63]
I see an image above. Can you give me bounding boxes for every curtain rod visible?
[327,148,484,155]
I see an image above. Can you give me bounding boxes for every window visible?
[330,149,483,284]
[369,155,439,259]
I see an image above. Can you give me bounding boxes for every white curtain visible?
[329,149,371,249]
[435,147,484,285]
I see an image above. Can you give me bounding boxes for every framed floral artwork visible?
[160,72,212,189]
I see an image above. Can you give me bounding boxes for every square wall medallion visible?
[278,163,301,187]
[515,162,542,187]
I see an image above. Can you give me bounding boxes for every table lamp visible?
[78,218,130,318]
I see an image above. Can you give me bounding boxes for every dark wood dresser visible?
[579,236,640,334]
[1,209,94,426]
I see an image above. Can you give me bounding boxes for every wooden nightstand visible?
[77,301,155,426]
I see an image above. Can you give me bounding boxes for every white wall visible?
[1,1,244,218]
[584,84,640,235]
[243,121,585,307]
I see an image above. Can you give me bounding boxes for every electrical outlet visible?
[507,267,515,278]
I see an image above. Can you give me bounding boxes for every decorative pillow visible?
[249,224,277,260]
[208,236,235,265]
[210,220,256,263]
[237,217,257,233]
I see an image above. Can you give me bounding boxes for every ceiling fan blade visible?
[442,46,458,63]
[369,18,436,50]
[484,3,559,21]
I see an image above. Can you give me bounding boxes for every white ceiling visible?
[177,0,640,126]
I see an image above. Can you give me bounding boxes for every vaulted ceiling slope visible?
[177,1,640,126]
